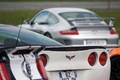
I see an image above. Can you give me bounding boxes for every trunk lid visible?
[39,46,106,71]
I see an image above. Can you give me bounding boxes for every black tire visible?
[110,56,120,80]
[44,33,52,39]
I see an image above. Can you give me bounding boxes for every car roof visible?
[43,7,93,14]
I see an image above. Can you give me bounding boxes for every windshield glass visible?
[59,12,101,21]
[0,27,62,47]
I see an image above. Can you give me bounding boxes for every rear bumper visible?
[47,65,110,80]
[55,37,119,48]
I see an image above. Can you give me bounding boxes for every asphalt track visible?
[0,1,120,10]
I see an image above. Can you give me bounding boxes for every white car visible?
[19,7,119,52]
[39,46,110,80]
[1,46,46,80]
[0,24,59,80]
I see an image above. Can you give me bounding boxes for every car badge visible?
[66,55,75,60]
[22,61,33,78]
[92,30,97,34]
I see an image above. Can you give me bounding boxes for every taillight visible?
[0,63,11,80]
[99,52,107,66]
[59,27,78,35]
[37,59,48,80]
[40,54,47,66]
[109,27,117,34]
[88,52,96,66]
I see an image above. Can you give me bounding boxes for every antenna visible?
[15,17,24,46]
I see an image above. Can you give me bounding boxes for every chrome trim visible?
[21,60,33,79]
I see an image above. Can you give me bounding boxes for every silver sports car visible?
[19,7,119,52]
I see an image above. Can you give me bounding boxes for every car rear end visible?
[0,46,47,80]
[55,17,119,52]
[39,46,110,80]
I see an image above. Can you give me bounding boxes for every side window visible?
[0,34,17,47]
[33,11,50,23]
[47,13,59,24]
[0,34,7,45]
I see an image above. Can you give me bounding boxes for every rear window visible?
[19,28,62,46]
[59,12,101,21]
[0,27,62,47]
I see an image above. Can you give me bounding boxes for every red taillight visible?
[37,59,48,80]
[99,52,107,66]
[60,31,78,35]
[88,52,96,66]
[59,27,78,35]
[40,54,47,66]
[0,63,11,80]
[110,27,117,34]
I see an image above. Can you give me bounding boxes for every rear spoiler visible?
[45,46,105,51]
[67,17,115,27]
[2,46,46,55]
[2,46,105,54]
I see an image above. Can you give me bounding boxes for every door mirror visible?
[23,20,31,24]
[39,22,49,25]
[23,20,35,25]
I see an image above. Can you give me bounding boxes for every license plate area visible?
[59,71,77,80]
[84,40,106,45]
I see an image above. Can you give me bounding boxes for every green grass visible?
[0,10,39,25]
[0,0,119,2]
[0,9,120,36]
